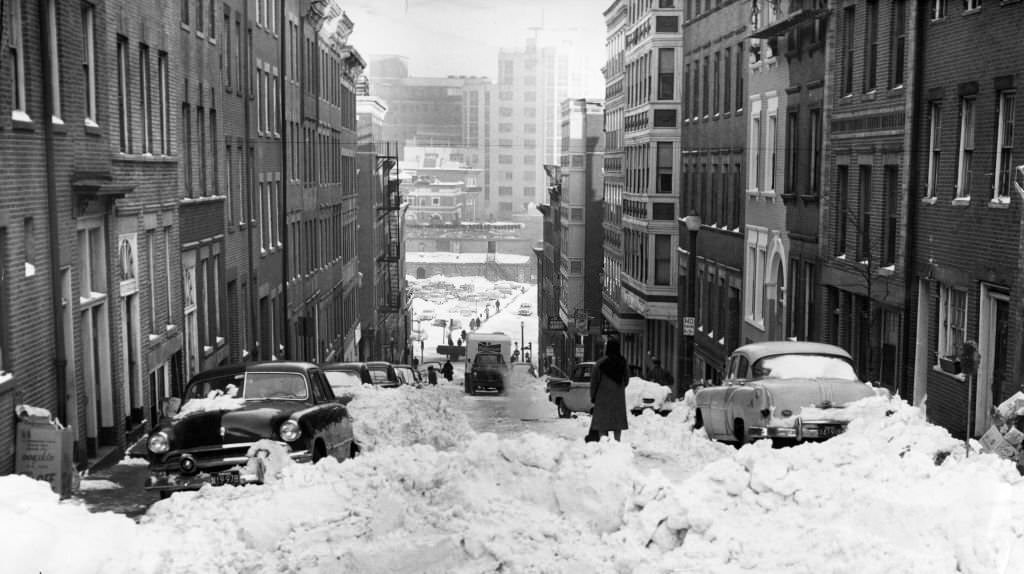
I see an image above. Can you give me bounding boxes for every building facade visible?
[819,0,915,391]
[742,0,827,347]
[613,0,684,376]
[679,0,747,388]
[908,0,1023,439]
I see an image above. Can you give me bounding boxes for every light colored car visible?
[517,303,533,316]
[417,308,436,321]
[545,362,594,418]
[693,341,888,445]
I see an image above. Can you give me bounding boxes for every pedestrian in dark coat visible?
[427,366,438,385]
[588,338,629,441]
[441,360,454,381]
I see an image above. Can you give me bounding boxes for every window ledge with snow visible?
[921,196,938,205]
[877,265,895,277]
[932,364,966,382]
[0,371,14,390]
[148,333,161,342]
[216,336,225,347]
[24,262,36,277]
[951,197,971,207]
[203,345,214,355]
[989,197,1011,208]
[166,324,177,332]
[11,110,32,124]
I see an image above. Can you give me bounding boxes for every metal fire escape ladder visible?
[376,142,402,312]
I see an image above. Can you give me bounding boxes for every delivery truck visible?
[464,332,512,394]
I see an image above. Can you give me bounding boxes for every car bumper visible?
[748,420,847,441]
[144,448,311,493]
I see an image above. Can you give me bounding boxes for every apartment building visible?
[679,0,747,387]
[820,0,915,391]
[600,0,635,362]
[742,0,827,347]
[612,0,684,376]
[909,0,1023,439]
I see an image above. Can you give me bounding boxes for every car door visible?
[566,364,594,412]
[309,369,350,459]
[709,354,747,438]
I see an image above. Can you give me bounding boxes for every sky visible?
[344,0,607,98]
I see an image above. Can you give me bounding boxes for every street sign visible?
[683,316,695,337]
[547,316,567,331]
[575,344,585,360]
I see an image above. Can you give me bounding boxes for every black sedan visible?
[139,361,356,498]
[321,361,374,396]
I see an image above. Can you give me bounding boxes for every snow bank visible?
[625,376,673,411]
[5,392,1024,574]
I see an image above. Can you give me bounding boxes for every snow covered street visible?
[4,277,1024,573]
[5,366,1024,573]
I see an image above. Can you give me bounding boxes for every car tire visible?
[693,409,704,429]
[556,399,572,419]
[733,419,747,446]
[159,490,172,500]
[349,442,361,459]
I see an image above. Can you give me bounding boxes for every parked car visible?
[465,352,507,394]
[321,362,373,396]
[417,308,437,321]
[693,341,889,445]
[546,362,595,418]
[393,364,422,387]
[138,362,356,498]
[365,361,401,388]
[517,303,533,316]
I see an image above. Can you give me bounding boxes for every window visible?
[765,111,777,192]
[209,0,217,39]
[956,97,975,199]
[117,37,131,152]
[0,231,10,376]
[842,6,855,96]
[257,66,265,133]
[882,166,898,266]
[702,55,709,116]
[182,0,190,26]
[785,111,798,195]
[745,228,768,324]
[183,103,193,193]
[809,109,822,196]
[836,166,849,255]
[712,51,720,115]
[82,4,97,125]
[499,155,513,164]
[46,0,62,121]
[723,48,731,115]
[735,43,744,112]
[864,0,878,92]
[658,48,674,100]
[211,110,219,193]
[654,235,671,286]
[140,45,152,154]
[858,165,872,262]
[8,0,25,119]
[938,285,967,361]
[927,103,942,198]
[890,0,907,88]
[657,142,673,193]
[931,0,948,19]
[23,217,36,277]
[223,8,232,89]
[197,0,205,34]
[198,107,207,195]
[158,53,169,154]
[994,91,1015,201]
[748,101,762,190]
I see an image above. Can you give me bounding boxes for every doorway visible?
[976,285,1009,435]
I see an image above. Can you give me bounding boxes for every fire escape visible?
[376,142,402,316]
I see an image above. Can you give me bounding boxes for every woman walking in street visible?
[588,337,629,441]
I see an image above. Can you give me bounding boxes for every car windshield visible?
[325,370,363,392]
[752,354,859,381]
[475,353,504,366]
[368,368,391,383]
[242,372,309,399]
[395,368,415,384]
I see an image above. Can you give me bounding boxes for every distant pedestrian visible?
[461,329,468,343]
[427,366,438,385]
[442,360,454,382]
[448,335,455,347]
[647,356,674,394]
[495,299,500,312]
[588,338,629,442]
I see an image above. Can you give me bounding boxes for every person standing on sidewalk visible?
[588,337,629,442]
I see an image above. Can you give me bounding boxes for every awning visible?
[748,8,829,39]
[71,174,135,201]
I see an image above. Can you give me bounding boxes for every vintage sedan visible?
[322,361,373,395]
[140,361,356,497]
[365,361,401,388]
[545,362,595,418]
[693,342,888,444]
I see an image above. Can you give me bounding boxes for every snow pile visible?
[347,385,473,451]
[625,376,673,411]
[625,398,1024,573]
[173,388,244,420]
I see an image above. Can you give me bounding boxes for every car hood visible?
[758,378,877,415]
[164,400,302,449]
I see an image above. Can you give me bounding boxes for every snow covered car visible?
[139,362,356,498]
[321,362,373,395]
[393,364,422,387]
[546,363,674,418]
[693,342,888,444]
[365,361,401,388]
[517,303,533,316]
[545,362,594,418]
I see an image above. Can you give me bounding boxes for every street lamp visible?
[521,320,525,361]
[679,213,702,399]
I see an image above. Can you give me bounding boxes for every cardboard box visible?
[1004,426,1024,449]
[980,425,1019,460]
[15,420,75,498]
[996,391,1024,420]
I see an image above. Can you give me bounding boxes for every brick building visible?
[743,0,827,347]
[679,0,747,387]
[819,0,916,391]
[908,0,1024,439]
